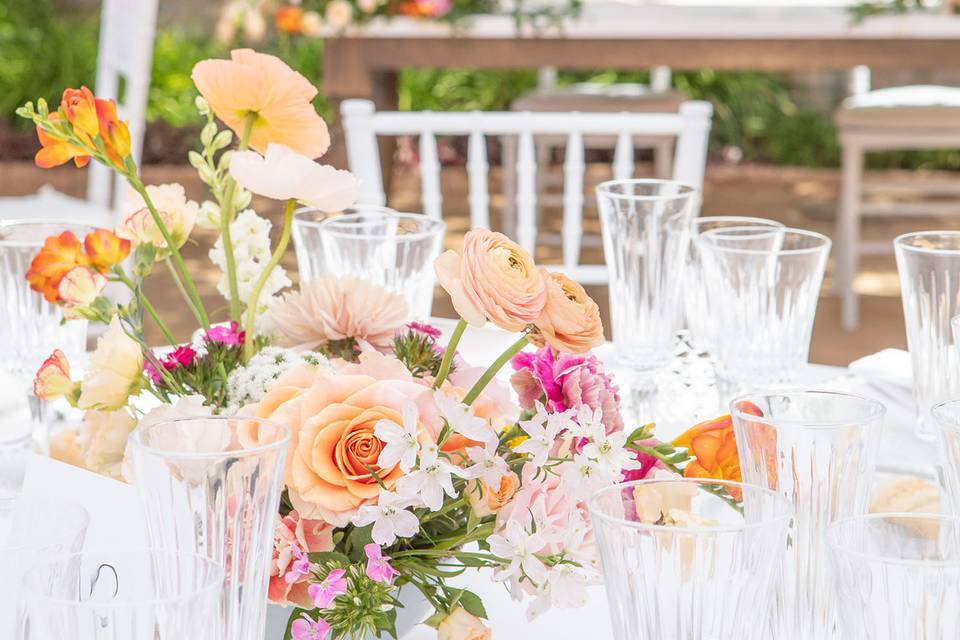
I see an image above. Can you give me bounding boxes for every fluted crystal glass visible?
[128,416,289,640]
[291,204,397,281]
[933,399,960,516]
[828,513,960,639]
[676,215,785,355]
[896,232,960,437]
[293,208,444,321]
[732,391,885,640]
[588,478,793,640]
[697,228,830,398]
[0,220,90,377]
[18,549,224,640]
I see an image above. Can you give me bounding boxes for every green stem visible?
[127,177,209,329]
[432,318,466,390]
[463,334,530,406]
[164,259,204,328]
[218,112,257,322]
[114,272,177,345]
[634,445,744,514]
[243,198,294,361]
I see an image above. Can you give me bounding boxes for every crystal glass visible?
[732,390,885,640]
[933,399,960,515]
[18,549,224,640]
[828,513,960,639]
[895,232,960,437]
[128,416,289,640]
[0,220,90,376]
[291,204,397,281]
[697,228,830,397]
[676,215,785,355]
[588,478,793,640]
[0,498,89,638]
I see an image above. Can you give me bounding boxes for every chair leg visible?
[654,139,674,179]
[501,136,517,238]
[837,140,864,331]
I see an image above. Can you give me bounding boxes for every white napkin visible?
[848,348,916,412]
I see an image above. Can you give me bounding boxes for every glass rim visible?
[128,415,290,460]
[894,230,960,255]
[292,204,397,228]
[730,389,886,429]
[0,218,94,247]
[932,399,960,430]
[826,513,960,569]
[0,499,90,554]
[310,210,446,242]
[20,548,225,609]
[691,215,786,231]
[595,178,699,202]
[694,226,831,257]
[586,478,793,534]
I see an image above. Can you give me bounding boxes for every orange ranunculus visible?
[35,115,90,169]
[673,415,742,499]
[60,87,100,139]
[94,98,131,170]
[84,228,131,272]
[275,6,304,33]
[191,49,331,159]
[26,231,90,302]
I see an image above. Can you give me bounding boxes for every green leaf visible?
[423,610,448,628]
[457,590,488,619]
[307,551,351,567]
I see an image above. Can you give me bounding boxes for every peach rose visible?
[531,270,603,354]
[268,510,335,607]
[467,472,519,518]
[438,607,491,640]
[241,368,437,526]
[434,229,547,331]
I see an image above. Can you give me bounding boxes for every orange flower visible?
[26,231,90,302]
[34,349,75,401]
[275,6,304,33]
[84,228,131,272]
[34,115,90,169]
[60,87,99,139]
[94,98,131,170]
[733,400,779,489]
[673,415,742,498]
[191,49,330,159]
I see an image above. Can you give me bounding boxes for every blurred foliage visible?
[848,0,956,23]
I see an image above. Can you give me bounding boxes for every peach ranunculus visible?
[240,368,438,526]
[437,607,491,640]
[78,316,145,410]
[269,510,335,607]
[119,183,199,255]
[266,275,408,352]
[434,229,547,332]
[58,267,108,320]
[191,49,331,159]
[531,270,603,354]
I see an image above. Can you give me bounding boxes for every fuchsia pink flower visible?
[291,613,331,640]
[144,344,197,383]
[408,322,442,341]
[621,442,665,482]
[285,545,311,584]
[364,543,399,584]
[206,321,245,345]
[308,569,348,609]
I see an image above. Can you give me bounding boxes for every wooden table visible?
[323,2,960,167]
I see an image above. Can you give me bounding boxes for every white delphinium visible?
[225,346,331,411]
[375,402,421,473]
[352,490,420,546]
[395,443,462,511]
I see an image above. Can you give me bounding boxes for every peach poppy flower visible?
[191,49,330,159]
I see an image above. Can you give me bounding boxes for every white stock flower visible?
[395,443,461,511]
[229,143,358,210]
[352,490,420,546]
[581,428,640,474]
[375,402,421,473]
[488,519,548,585]
[513,403,564,468]
[464,439,509,488]
[433,390,495,447]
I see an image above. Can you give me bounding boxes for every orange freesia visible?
[33,349,75,401]
[60,87,99,139]
[94,98,131,170]
[26,231,90,302]
[733,400,779,489]
[673,415,742,499]
[84,228,131,272]
[275,6,304,33]
[191,49,330,158]
[35,115,90,169]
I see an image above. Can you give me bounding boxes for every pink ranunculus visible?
[510,347,623,434]
[268,510,335,607]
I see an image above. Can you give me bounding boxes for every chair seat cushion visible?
[836,85,960,128]
[512,85,687,113]
[0,185,113,227]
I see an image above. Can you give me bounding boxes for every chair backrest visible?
[341,99,713,284]
[87,0,159,213]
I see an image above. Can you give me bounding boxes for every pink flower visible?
[206,321,245,345]
[308,568,348,609]
[408,321,442,341]
[285,545,311,584]
[621,440,665,482]
[291,613,331,640]
[511,347,623,434]
[364,543,399,584]
[145,345,197,383]
[268,511,335,607]
[267,275,408,352]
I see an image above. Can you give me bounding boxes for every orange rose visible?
[467,472,519,518]
[531,270,603,354]
[240,368,436,526]
[34,114,90,169]
[26,231,90,302]
[60,87,99,139]
[84,228,131,272]
[673,415,742,499]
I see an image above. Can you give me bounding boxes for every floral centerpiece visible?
[18,48,742,640]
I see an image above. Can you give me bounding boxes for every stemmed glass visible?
[595,179,698,421]
[895,231,960,437]
[291,204,397,281]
